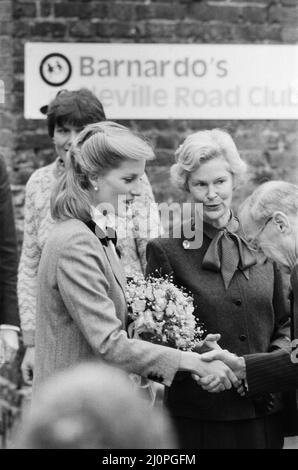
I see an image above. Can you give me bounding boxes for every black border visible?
[39,53,72,87]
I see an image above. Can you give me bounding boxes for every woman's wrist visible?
[179,351,202,376]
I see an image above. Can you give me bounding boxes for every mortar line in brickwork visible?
[208,1,267,6]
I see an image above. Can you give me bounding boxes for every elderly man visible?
[200,181,298,396]
[0,156,19,364]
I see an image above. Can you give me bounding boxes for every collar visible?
[201,214,257,287]
[90,206,116,232]
[203,213,241,240]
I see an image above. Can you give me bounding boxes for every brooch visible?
[182,240,190,250]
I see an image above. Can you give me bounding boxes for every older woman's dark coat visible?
[146,222,290,424]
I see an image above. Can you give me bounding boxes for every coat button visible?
[234,299,242,306]
[183,240,190,249]
[239,334,247,341]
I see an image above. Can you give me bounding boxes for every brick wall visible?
[1,0,298,241]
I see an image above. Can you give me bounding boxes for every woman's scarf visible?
[202,216,257,289]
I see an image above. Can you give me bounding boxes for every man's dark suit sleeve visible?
[0,157,19,326]
[245,262,298,395]
[245,349,298,395]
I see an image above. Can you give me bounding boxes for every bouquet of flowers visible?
[126,275,204,351]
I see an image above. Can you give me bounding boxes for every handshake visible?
[192,334,247,395]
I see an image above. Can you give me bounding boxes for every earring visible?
[94,186,99,192]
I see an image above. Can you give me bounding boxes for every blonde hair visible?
[51,121,155,221]
[239,180,298,227]
[171,129,247,192]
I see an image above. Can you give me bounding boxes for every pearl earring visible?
[94,186,99,192]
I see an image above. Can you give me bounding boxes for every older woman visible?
[146,129,290,449]
[32,122,237,398]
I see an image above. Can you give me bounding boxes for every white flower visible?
[143,309,155,328]
[155,297,168,311]
[154,310,164,321]
[185,304,194,316]
[145,285,154,300]
[131,299,147,313]
[154,288,167,302]
[126,275,203,351]
[165,305,175,317]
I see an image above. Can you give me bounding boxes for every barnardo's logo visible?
[39,53,72,86]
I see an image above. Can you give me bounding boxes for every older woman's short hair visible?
[239,180,298,227]
[171,129,247,192]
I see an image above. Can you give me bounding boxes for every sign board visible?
[25,43,298,120]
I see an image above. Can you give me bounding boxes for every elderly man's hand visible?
[198,349,247,395]
[191,356,241,393]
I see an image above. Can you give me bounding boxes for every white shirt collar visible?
[90,206,116,232]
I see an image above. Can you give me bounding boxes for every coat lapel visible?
[84,219,127,297]
[103,243,127,297]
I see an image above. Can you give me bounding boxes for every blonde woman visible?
[18,89,160,384]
